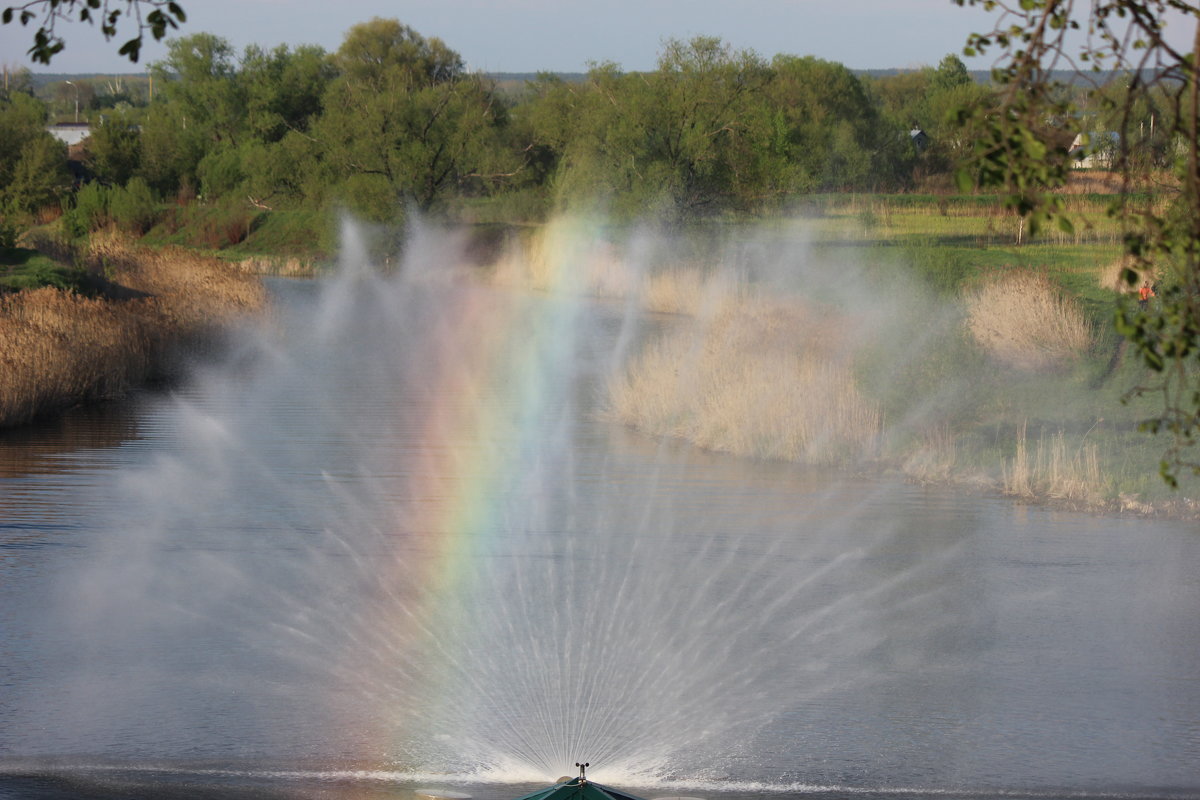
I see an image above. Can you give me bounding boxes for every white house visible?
[45,122,91,146]
[1069,131,1120,168]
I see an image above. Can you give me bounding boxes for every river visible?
[1,270,1198,800]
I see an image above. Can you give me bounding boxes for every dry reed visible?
[965,270,1094,370]
[234,255,318,277]
[899,424,962,484]
[1,234,264,427]
[607,300,882,465]
[1003,422,1110,506]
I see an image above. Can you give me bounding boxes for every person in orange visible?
[1139,281,1155,310]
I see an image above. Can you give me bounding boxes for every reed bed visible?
[607,300,882,465]
[0,288,153,426]
[1,234,264,427]
[234,255,318,277]
[1003,423,1111,507]
[965,270,1094,370]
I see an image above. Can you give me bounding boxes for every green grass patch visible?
[0,247,83,292]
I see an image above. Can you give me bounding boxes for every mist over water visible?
[3,217,1200,800]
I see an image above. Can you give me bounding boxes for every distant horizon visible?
[4,0,1195,78]
[2,0,1007,75]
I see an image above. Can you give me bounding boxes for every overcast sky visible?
[2,0,1195,76]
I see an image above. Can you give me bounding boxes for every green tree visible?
[108,174,158,233]
[330,17,463,90]
[136,98,205,196]
[152,33,245,146]
[0,90,46,185]
[0,92,70,215]
[6,133,70,214]
[533,39,773,217]
[643,37,772,212]
[85,108,142,185]
[61,179,110,237]
[240,43,334,143]
[953,0,1200,482]
[932,53,973,93]
[869,54,991,179]
[315,19,510,218]
[765,55,904,192]
[0,64,33,99]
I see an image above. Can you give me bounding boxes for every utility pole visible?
[65,80,79,123]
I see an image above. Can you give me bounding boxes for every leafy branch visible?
[1,0,186,64]
[954,0,1200,484]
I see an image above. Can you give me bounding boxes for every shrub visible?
[608,300,882,465]
[61,181,111,239]
[0,214,18,249]
[965,270,1094,370]
[108,177,160,235]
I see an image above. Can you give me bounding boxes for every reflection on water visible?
[1,276,1199,800]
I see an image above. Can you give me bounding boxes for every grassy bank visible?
[17,189,1195,515]
[0,232,265,428]
[486,210,1197,518]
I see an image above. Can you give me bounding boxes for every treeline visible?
[0,17,1175,251]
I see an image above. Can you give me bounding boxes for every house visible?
[45,121,91,146]
[910,127,929,152]
[1069,131,1120,168]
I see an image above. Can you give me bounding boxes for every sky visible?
[2,0,1196,77]
[3,0,1009,75]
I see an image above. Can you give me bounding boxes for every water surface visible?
[2,273,1198,800]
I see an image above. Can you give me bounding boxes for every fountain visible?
[1,218,918,785]
[6,216,1198,800]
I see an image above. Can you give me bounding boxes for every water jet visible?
[2,217,1198,798]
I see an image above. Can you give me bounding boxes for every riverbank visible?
[0,233,265,428]
[8,197,1194,517]
[486,216,1199,519]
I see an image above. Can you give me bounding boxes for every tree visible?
[765,55,903,192]
[644,37,772,212]
[136,98,205,196]
[330,17,462,91]
[952,0,1200,482]
[0,91,70,215]
[152,33,245,147]
[85,107,142,185]
[240,43,334,143]
[0,64,33,98]
[932,53,973,93]
[314,19,510,218]
[1,0,185,64]
[531,39,774,217]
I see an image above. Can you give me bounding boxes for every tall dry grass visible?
[607,300,882,465]
[1,234,264,427]
[965,270,1094,370]
[488,221,750,319]
[234,255,318,277]
[0,288,153,426]
[1003,422,1111,506]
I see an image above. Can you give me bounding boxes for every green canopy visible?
[510,777,649,800]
